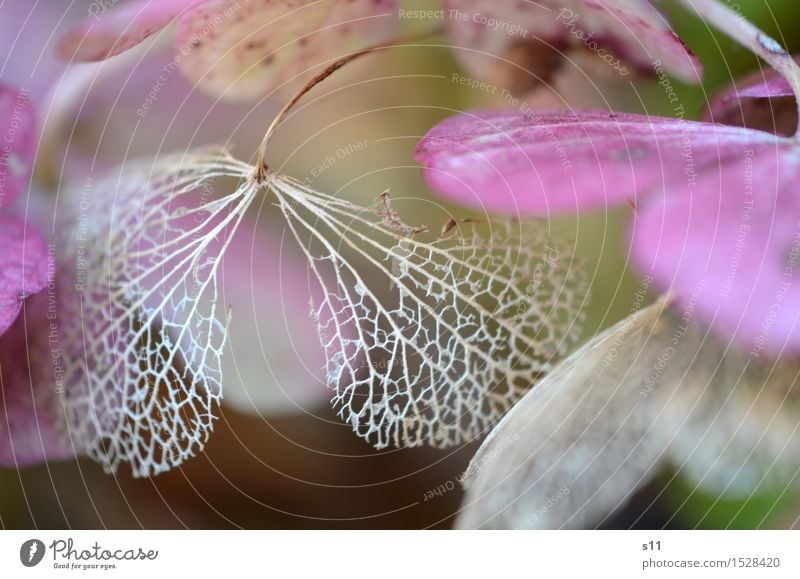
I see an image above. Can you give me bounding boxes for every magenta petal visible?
[58,0,207,62]
[0,215,50,338]
[631,145,800,355]
[703,60,799,136]
[444,0,700,85]
[415,109,778,215]
[219,216,331,415]
[0,83,36,206]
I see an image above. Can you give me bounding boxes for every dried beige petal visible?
[662,323,800,497]
[456,297,674,529]
[457,296,800,528]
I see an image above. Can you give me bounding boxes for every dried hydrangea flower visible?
[52,133,585,471]
[57,0,399,102]
[4,40,588,473]
[442,0,701,98]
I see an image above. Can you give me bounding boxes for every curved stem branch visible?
[253,26,442,181]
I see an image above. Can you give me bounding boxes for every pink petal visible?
[58,0,207,62]
[219,216,331,416]
[703,59,799,136]
[0,215,50,338]
[444,0,700,87]
[175,0,398,102]
[631,144,800,355]
[0,83,36,207]
[414,109,778,215]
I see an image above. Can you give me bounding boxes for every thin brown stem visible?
[253,26,442,181]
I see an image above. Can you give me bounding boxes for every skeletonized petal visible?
[175,0,398,102]
[58,0,206,62]
[631,144,800,356]
[443,0,700,91]
[271,175,589,449]
[414,109,778,215]
[52,149,255,476]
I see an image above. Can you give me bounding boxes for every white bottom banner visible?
[0,531,797,577]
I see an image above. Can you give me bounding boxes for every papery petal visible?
[0,215,50,337]
[0,83,36,207]
[414,109,778,215]
[456,299,673,529]
[57,0,206,62]
[458,295,800,528]
[219,216,330,416]
[175,0,398,102]
[703,60,799,136]
[443,0,700,91]
[631,144,800,355]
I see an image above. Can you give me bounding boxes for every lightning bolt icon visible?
[28,542,38,563]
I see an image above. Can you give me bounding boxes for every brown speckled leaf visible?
[175,0,398,102]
